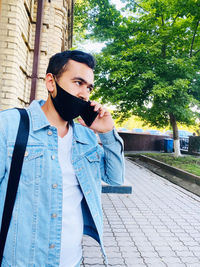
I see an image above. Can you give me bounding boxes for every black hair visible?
[46,50,96,79]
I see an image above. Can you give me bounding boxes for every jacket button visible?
[49,244,55,249]
[24,151,29,157]
[52,184,58,189]
[51,213,57,218]
[47,130,53,136]
[51,155,55,160]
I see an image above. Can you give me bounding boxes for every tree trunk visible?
[169,113,181,157]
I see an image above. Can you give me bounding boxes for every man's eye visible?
[75,81,82,86]
[88,87,93,92]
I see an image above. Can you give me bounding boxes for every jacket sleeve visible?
[98,128,124,186]
[0,117,7,184]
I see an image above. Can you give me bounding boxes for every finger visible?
[90,101,102,111]
[95,105,102,112]
[99,106,110,117]
[77,117,87,127]
[90,100,97,106]
[93,103,102,112]
[99,108,106,117]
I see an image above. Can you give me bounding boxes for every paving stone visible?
[114,232,130,237]
[191,250,200,258]
[161,257,183,264]
[104,243,119,247]
[121,251,141,258]
[144,258,166,264]
[84,265,104,267]
[107,252,123,258]
[115,237,132,242]
[154,246,173,251]
[188,246,200,252]
[81,159,200,266]
[103,237,117,244]
[106,257,125,265]
[84,257,104,265]
[176,248,193,253]
[147,264,167,267]
[126,264,147,267]
[125,257,146,265]
[105,247,120,253]
[137,246,156,252]
[180,257,200,264]
[175,251,196,257]
[185,264,200,267]
[82,251,103,258]
[166,264,186,267]
[140,251,160,258]
[157,251,178,257]
[117,241,135,247]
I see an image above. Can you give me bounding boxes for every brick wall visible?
[0,0,73,110]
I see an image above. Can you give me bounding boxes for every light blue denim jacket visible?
[0,100,124,267]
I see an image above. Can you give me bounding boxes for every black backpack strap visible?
[0,108,30,265]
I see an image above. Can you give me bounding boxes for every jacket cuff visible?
[98,128,119,145]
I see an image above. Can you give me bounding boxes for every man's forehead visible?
[66,59,93,71]
[64,60,94,82]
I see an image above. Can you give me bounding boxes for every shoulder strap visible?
[0,108,30,265]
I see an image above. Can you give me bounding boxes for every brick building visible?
[0,0,74,110]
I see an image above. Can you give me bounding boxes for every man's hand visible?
[77,101,114,133]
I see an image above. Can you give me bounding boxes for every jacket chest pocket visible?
[86,151,100,163]
[8,146,44,185]
[85,151,101,181]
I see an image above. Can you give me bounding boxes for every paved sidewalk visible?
[81,159,200,267]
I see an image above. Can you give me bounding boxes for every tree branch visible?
[193,48,200,56]
[190,19,200,57]
[161,14,164,26]
[134,1,149,14]
[172,13,179,25]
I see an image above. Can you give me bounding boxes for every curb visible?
[127,154,200,196]
[139,155,200,186]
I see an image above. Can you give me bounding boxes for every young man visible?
[0,50,124,266]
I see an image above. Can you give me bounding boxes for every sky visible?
[110,0,126,10]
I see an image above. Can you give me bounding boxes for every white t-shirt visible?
[58,125,83,267]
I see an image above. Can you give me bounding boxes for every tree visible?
[74,0,200,156]
[73,0,90,46]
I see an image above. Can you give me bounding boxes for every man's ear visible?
[45,73,57,96]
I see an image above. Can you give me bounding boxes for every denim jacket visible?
[0,100,124,267]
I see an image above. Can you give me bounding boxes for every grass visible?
[141,153,200,177]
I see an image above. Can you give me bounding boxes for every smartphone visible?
[81,101,99,127]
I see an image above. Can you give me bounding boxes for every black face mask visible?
[51,81,98,126]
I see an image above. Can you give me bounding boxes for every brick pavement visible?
[81,159,200,267]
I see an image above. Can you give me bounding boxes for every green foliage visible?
[73,0,91,45]
[74,0,200,129]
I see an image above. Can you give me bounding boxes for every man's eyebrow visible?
[72,77,94,89]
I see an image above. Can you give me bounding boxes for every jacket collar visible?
[27,100,50,131]
[71,121,90,145]
[28,100,90,144]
